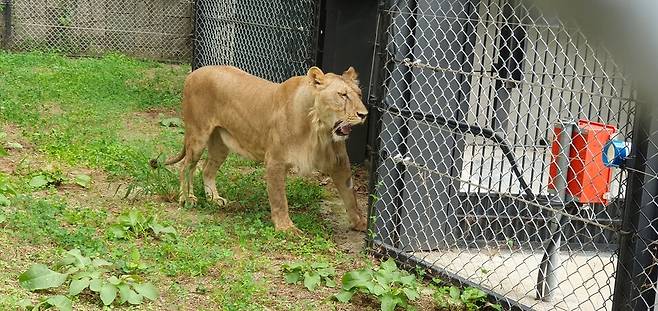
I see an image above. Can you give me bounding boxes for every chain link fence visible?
[1,0,321,75]
[1,0,193,62]
[365,0,653,309]
[191,0,320,83]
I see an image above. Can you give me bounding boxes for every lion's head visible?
[307,66,369,141]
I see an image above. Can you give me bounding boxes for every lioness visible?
[152,65,369,233]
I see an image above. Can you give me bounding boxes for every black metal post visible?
[364,0,393,249]
[190,0,200,70]
[314,0,326,69]
[364,0,415,248]
[613,100,658,310]
[2,0,12,49]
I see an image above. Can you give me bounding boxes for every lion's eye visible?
[339,93,348,99]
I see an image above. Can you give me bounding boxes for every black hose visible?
[384,106,535,199]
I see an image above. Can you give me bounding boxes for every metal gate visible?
[192,0,320,82]
[366,0,639,309]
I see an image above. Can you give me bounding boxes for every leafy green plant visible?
[334,258,421,311]
[117,248,150,274]
[0,172,16,206]
[108,209,177,239]
[28,169,66,189]
[433,284,502,311]
[159,117,185,134]
[0,131,7,157]
[18,249,158,309]
[0,174,12,222]
[26,168,91,190]
[72,174,91,188]
[159,117,183,128]
[282,261,336,291]
[16,295,71,311]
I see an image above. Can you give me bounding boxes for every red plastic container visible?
[547,119,617,205]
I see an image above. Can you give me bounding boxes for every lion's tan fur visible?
[158,65,369,232]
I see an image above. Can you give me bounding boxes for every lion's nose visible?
[357,112,367,121]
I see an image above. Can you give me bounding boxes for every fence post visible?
[364,0,388,245]
[612,100,658,310]
[2,0,11,49]
[535,121,575,301]
[190,0,200,70]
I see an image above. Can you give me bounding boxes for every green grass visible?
[0,51,369,310]
[0,50,185,177]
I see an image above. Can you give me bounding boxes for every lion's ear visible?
[307,66,325,86]
[342,66,359,84]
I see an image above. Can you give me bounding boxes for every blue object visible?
[602,139,631,168]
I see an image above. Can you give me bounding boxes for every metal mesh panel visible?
[4,0,192,61]
[367,0,641,309]
[192,0,319,83]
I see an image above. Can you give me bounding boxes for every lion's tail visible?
[149,147,186,169]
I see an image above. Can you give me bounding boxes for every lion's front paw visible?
[275,223,303,236]
[352,223,368,232]
[351,219,368,232]
[179,195,198,207]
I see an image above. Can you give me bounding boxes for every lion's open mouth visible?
[333,121,352,136]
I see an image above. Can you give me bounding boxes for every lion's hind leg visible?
[202,128,229,206]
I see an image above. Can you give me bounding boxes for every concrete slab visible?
[414,249,616,310]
